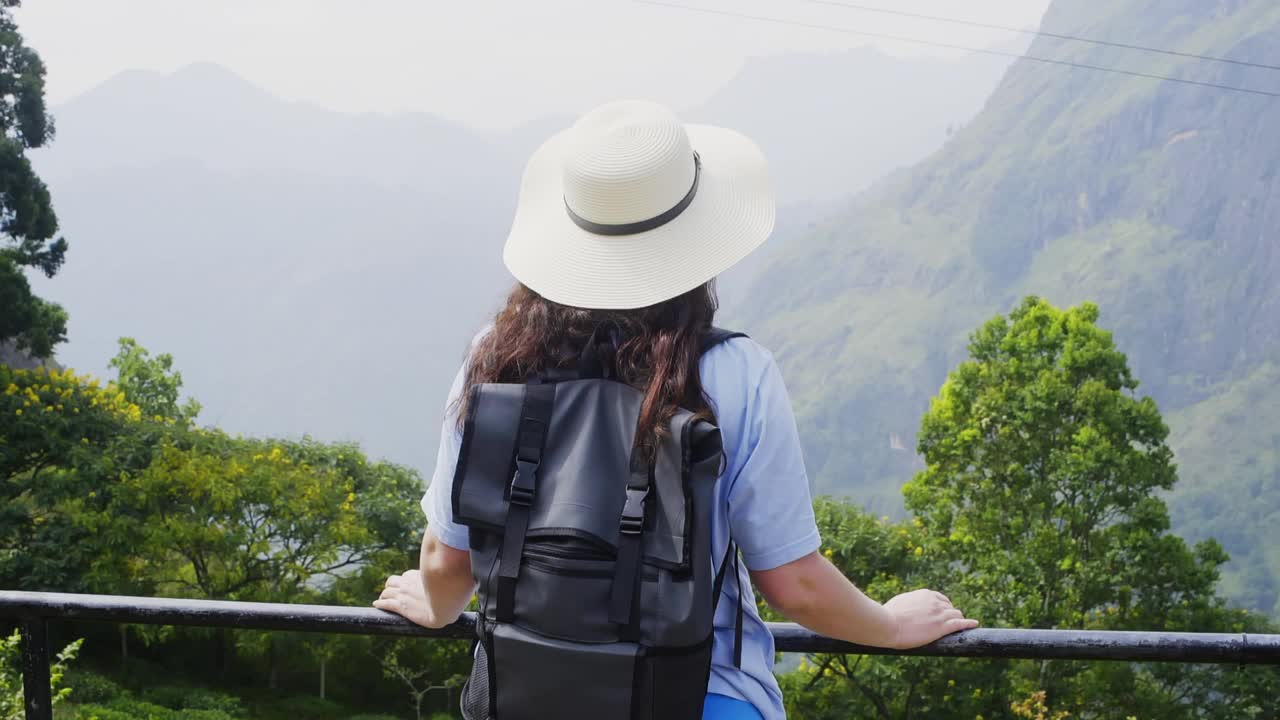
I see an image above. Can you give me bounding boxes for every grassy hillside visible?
[732,0,1280,613]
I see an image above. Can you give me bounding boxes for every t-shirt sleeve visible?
[726,350,822,571]
[420,361,471,550]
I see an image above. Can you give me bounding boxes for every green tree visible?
[901,296,1278,718]
[0,1,67,358]
[105,433,414,600]
[905,296,1182,632]
[784,298,1279,719]
[94,430,422,674]
[109,337,202,424]
[0,365,143,590]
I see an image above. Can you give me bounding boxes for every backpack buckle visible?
[619,487,648,535]
[510,460,538,507]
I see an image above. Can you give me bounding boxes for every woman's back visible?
[420,332,819,720]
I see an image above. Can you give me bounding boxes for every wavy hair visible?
[458,281,719,450]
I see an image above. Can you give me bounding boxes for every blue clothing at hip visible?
[705,693,766,719]
[421,335,821,720]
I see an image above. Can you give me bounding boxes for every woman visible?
[375,100,977,719]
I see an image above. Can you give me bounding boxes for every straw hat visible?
[503,100,775,310]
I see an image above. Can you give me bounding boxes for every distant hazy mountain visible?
[29,47,1019,476]
[33,63,516,474]
[732,0,1280,613]
[686,45,1024,205]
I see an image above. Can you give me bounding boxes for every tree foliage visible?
[787,298,1280,719]
[0,338,445,716]
[108,337,202,425]
[0,1,67,358]
[904,296,1190,631]
[98,431,418,602]
[0,364,144,589]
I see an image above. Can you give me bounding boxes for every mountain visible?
[685,44,1026,206]
[32,63,518,473]
[28,45,1018,478]
[731,0,1280,614]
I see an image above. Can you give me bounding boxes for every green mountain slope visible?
[732,0,1280,613]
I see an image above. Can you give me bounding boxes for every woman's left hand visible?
[373,570,437,628]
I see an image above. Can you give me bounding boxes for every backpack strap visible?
[608,450,652,640]
[711,521,746,669]
[701,327,747,354]
[702,330,748,666]
[494,381,555,623]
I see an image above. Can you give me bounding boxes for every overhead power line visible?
[633,0,1280,99]
[796,0,1280,72]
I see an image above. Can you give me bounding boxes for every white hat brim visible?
[503,124,776,310]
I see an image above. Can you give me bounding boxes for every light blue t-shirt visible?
[420,335,821,720]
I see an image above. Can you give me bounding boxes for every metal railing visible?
[4,590,1279,719]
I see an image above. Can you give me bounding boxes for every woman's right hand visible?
[882,589,979,649]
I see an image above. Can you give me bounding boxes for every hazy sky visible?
[17,0,1050,130]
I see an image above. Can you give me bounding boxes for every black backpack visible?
[452,328,747,720]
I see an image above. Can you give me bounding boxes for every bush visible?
[73,703,139,720]
[113,657,168,690]
[137,685,244,716]
[137,686,187,710]
[103,697,176,719]
[72,704,237,720]
[347,715,404,720]
[183,689,246,715]
[179,711,237,720]
[63,669,124,704]
[254,695,344,720]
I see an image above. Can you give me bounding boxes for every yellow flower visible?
[914,546,924,556]
[14,409,21,416]
[88,491,97,498]
[346,492,356,503]
[948,679,956,687]
[823,548,834,559]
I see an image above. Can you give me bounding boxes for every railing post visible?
[18,618,52,720]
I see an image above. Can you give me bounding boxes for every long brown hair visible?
[459,281,720,449]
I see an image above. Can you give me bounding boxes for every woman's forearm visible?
[416,530,476,628]
[753,551,977,650]
[374,531,475,629]
[755,553,899,647]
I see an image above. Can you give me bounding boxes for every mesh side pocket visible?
[460,641,491,720]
